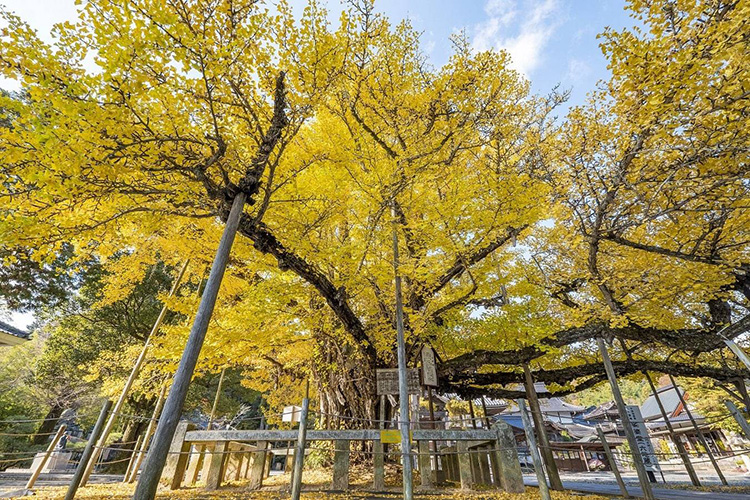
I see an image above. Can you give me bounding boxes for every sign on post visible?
[420,346,438,387]
[376,368,420,395]
[380,429,414,444]
[282,405,303,423]
[625,405,661,474]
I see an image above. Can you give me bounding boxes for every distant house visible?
[0,320,30,346]
[641,384,730,455]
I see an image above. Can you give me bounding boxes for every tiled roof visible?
[0,320,30,340]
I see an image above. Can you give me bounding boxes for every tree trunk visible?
[32,403,64,445]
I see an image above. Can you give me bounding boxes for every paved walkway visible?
[525,473,750,500]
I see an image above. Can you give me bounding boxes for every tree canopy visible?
[0,0,748,420]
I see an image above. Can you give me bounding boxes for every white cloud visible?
[472,0,562,77]
[565,58,592,83]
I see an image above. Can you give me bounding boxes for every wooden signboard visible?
[625,405,662,474]
[376,368,420,395]
[420,345,438,387]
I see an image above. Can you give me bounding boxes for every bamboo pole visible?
[133,193,245,500]
[123,434,144,483]
[127,385,168,482]
[668,374,728,485]
[26,425,67,489]
[643,372,700,486]
[81,260,189,486]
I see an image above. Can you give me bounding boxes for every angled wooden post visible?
[26,424,67,490]
[123,434,144,483]
[668,374,728,485]
[523,364,563,490]
[81,260,189,487]
[65,401,111,500]
[596,425,629,498]
[518,399,550,500]
[644,372,700,486]
[725,400,750,439]
[597,339,655,500]
[133,194,246,500]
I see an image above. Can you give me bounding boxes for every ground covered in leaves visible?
[20,467,608,500]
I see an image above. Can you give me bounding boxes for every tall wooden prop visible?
[597,339,655,500]
[80,260,189,486]
[391,201,413,500]
[518,399,551,500]
[668,374,727,485]
[133,193,246,500]
[596,425,630,498]
[643,373,700,486]
[523,364,563,490]
[65,401,111,500]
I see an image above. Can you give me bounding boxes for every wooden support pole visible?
[390,200,413,500]
[725,400,750,439]
[597,339,655,500]
[517,399,550,500]
[127,385,168,483]
[123,434,144,483]
[81,260,189,486]
[644,372,700,486]
[290,381,310,500]
[133,194,246,500]
[208,368,226,431]
[596,425,630,498]
[523,364,563,490]
[26,424,67,490]
[65,401,111,500]
[668,374,728,485]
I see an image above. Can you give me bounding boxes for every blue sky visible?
[0,0,636,329]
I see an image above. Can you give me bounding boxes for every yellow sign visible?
[380,430,413,444]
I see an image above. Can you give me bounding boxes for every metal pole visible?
[668,374,728,485]
[644,372,700,486]
[65,401,112,500]
[81,260,189,486]
[290,381,310,500]
[26,424,67,489]
[127,385,168,483]
[133,193,246,500]
[391,201,413,500]
[518,399,551,500]
[596,425,630,498]
[725,400,750,439]
[597,338,655,500]
[523,364,563,490]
